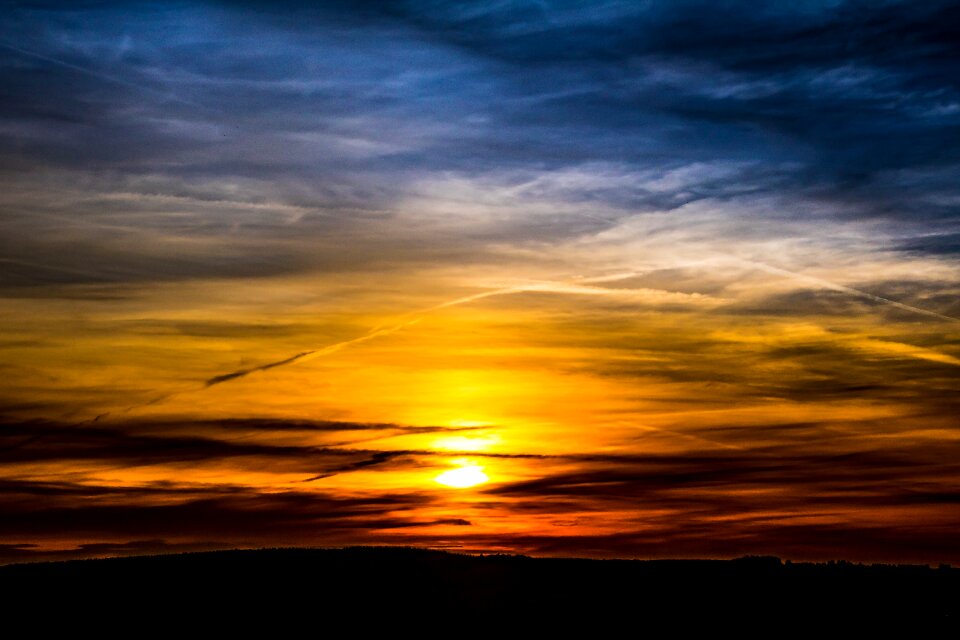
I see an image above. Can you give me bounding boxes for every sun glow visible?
[431,434,500,452]
[435,461,489,488]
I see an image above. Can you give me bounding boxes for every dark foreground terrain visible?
[1,547,956,626]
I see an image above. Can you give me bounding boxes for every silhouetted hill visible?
[1,547,956,626]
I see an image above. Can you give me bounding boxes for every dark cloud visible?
[0,417,485,477]
[488,447,960,505]
[0,479,440,541]
[473,444,960,562]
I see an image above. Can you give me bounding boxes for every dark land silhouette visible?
[1,547,956,625]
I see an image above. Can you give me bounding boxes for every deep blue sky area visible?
[2,1,959,259]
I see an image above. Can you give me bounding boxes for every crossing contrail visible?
[737,258,960,323]
[0,41,210,110]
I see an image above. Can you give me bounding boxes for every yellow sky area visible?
[2,274,956,442]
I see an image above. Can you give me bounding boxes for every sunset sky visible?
[1,1,959,564]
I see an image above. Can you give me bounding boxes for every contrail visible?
[199,291,484,387]
[568,207,960,324]
[201,281,583,388]
[200,274,714,389]
[97,282,548,414]
[143,267,704,398]
[118,246,959,410]
[204,322,418,387]
[197,284,542,389]
[0,41,209,110]
[197,256,956,393]
[737,258,960,323]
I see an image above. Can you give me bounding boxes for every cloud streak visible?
[200,274,715,389]
[738,258,960,324]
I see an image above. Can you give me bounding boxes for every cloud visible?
[0,0,957,296]
[735,259,960,323]
[1,412,959,562]
[0,479,441,541]
[0,417,478,478]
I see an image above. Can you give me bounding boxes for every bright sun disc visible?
[435,464,489,488]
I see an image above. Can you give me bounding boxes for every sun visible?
[435,462,489,488]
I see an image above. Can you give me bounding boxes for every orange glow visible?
[1,263,958,563]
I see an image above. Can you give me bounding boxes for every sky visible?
[1,0,958,564]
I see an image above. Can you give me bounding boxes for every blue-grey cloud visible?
[0,1,957,292]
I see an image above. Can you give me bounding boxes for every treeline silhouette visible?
[1,547,955,625]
